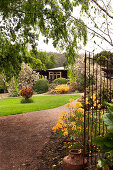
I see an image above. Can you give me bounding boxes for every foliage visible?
[93,105,113,168]
[55,84,69,94]
[0,95,80,116]
[0,0,88,73]
[8,77,20,97]
[0,74,8,93]
[33,78,49,94]
[0,38,42,81]
[76,73,95,92]
[30,50,56,70]
[98,88,113,103]
[20,86,33,100]
[48,83,57,94]
[94,51,113,68]
[21,98,33,103]
[52,99,84,150]
[53,78,68,85]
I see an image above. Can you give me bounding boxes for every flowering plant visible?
[20,86,33,100]
[52,99,84,150]
[55,84,69,94]
[52,96,104,151]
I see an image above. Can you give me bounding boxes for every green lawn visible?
[0,94,80,116]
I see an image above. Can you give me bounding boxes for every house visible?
[37,66,68,82]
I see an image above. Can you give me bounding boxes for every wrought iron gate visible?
[83,52,113,169]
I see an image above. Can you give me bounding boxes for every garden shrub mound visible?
[53,78,68,85]
[33,78,49,94]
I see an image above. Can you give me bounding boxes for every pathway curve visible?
[0,96,82,170]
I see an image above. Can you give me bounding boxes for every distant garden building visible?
[36,67,68,82]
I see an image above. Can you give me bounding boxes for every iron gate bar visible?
[83,51,87,165]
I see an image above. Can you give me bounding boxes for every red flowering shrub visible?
[20,86,33,100]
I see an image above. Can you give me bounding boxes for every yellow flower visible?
[72,126,76,130]
[76,102,82,108]
[78,108,84,114]
[98,104,101,109]
[66,103,71,107]
[69,98,75,102]
[70,113,75,118]
[93,102,96,106]
[61,111,67,115]
[57,120,63,124]
[52,126,57,132]
[100,110,103,114]
[86,100,89,105]
[59,115,67,120]
[92,95,96,101]
[62,122,67,127]
[68,145,72,149]
[56,123,62,129]
[71,122,75,126]
[62,128,67,132]
[63,131,68,136]
[97,100,99,103]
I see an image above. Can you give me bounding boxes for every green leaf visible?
[103,110,113,129]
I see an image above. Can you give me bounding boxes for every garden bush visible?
[0,85,4,93]
[20,86,33,101]
[33,78,49,94]
[48,83,57,94]
[53,78,68,85]
[8,77,20,97]
[68,82,80,93]
[55,84,69,94]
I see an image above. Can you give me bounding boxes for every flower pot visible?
[62,149,87,170]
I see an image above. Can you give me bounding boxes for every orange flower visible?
[76,102,82,108]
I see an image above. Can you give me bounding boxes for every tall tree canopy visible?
[30,50,56,70]
[0,0,113,79]
[94,51,113,68]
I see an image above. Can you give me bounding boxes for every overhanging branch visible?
[92,0,113,19]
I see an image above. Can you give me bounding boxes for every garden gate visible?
[83,52,113,169]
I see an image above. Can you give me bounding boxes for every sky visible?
[37,1,113,55]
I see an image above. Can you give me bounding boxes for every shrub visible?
[10,91,20,97]
[8,77,20,97]
[68,82,78,93]
[98,88,113,103]
[48,83,57,94]
[20,86,33,100]
[53,78,68,84]
[55,84,69,94]
[33,78,49,94]
[0,85,4,93]
[21,98,33,103]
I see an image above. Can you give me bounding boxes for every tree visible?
[72,0,113,49]
[30,50,56,70]
[0,37,42,81]
[0,0,87,67]
[94,51,113,68]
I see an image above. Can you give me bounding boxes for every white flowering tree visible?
[8,63,39,96]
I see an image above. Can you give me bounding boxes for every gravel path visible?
[0,95,82,170]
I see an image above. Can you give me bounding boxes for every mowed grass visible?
[0,94,80,116]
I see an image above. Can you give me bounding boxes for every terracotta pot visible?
[62,149,87,170]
